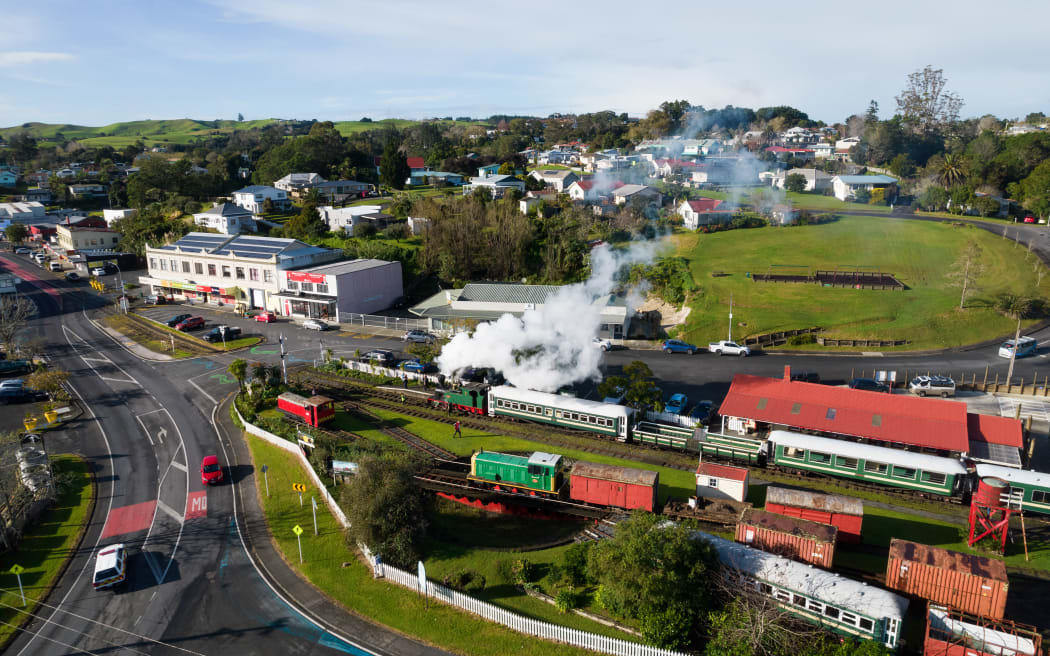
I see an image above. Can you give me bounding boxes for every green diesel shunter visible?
[469,450,566,497]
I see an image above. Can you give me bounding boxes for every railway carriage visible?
[696,430,767,464]
[277,392,336,427]
[974,464,1050,515]
[487,385,634,441]
[769,430,969,497]
[631,421,699,452]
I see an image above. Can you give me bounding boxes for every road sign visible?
[10,564,24,607]
[9,564,23,575]
[261,464,268,473]
[292,525,303,536]
[293,525,304,563]
[292,483,306,492]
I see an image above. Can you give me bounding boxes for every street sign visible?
[261,464,268,473]
[292,483,306,492]
[292,525,303,536]
[9,564,23,575]
[293,525,304,563]
[10,564,24,606]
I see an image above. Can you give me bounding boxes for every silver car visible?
[402,329,434,344]
[302,319,329,331]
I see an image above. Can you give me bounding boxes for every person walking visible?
[453,420,462,438]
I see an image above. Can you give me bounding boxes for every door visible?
[251,288,265,308]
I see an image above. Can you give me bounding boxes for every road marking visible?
[186,491,208,520]
[861,352,884,357]
[998,397,1050,422]
[156,499,185,525]
[100,500,158,539]
[170,459,186,473]
[62,324,143,386]
[99,375,137,384]
[188,378,218,404]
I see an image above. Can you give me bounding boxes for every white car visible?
[91,267,107,276]
[302,319,329,331]
[15,247,30,254]
[93,544,127,590]
[592,337,612,351]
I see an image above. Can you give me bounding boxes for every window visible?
[809,451,830,464]
[249,268,259,281]
[836,456,858,470]
[707,478,718,488]
[316,283,329,294]
[149,258,157,270]
[840,612,858,626]
[871,414,882,427]
[112,237,118,244]
[774,589,791,603]
[792,594,806,607]
[264,270,274,283]
[807,600,823,612]
[301,282,314,292]
[169,259,177,271]
[858,618,874,632]
[235,267,245,280]
[159,259,168,271]
[222,266,231,278]
[1034,490,1050,504]
[790,402,802,415]
[181,261,190,273]
[195,262,203,275]
[825,408,837,420]
[864,461,888,475]
[823,606,839,620]
[893,466,917,480]
[784,446,804,459]
[288,280,299,290]
[208,264,217,277]
[921,471,947,485]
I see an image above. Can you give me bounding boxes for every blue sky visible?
[2,0,1048,127]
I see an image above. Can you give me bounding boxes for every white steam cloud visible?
[437,241,658,392]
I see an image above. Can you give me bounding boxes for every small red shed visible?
[696,461,749,503]
[736,508,837,568]
[569,461,658,512]
[886,540,1009,620]
[764,486,863,544]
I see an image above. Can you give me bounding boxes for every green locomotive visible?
[468,450,566,497]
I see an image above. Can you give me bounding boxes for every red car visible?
[201,455,223,485]
[255,311,277,323]
[175,316,205,331]
[1024,216,1037,223]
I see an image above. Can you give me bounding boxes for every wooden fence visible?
[743,327,823,348]
[849,367,1050,398]
[816,337,910,348]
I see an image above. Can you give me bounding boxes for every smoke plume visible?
[437,241,658,392]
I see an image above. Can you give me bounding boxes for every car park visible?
[999,336,1037,359]
[592,337,612,351]
[174,316,205,331]
[254,311,277,323]
[65,272,81,282]
[665,393,688,415]
[200,455,223,485]
[165,313,192,328]
[908,375,956,397]
[302,319,329,331]
[402,329,435,344]
[848,377,890,393]
[92,544,127,590]
[662,339,698,354]
[202,325,242,342]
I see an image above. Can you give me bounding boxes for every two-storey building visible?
[231,185,291,214]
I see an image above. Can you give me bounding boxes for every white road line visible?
[156,499,185,525]
[81,356,113,364]
[62,325,143,387]
[170,460,187,473]
[188,379,218,405]
[99,376,136,384]
[136,409,169,417]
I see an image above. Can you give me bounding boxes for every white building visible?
[407,216,430,235]
[0,202,46,223]
[831,175,898,201]
[527,169,579,192]
[102,209,136,227]
[141,232,341,311]
[611,184,662,208]
[835,136,862,152]
[772,168,833,192]
[695,461,749,503]
[318,205,382,235]
[192,203,256,235]
[231,185,291,213]
[273,259,404,322]
[273,173,325,193]
[464,174,525,198]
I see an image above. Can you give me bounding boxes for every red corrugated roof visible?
[686,198,724,212]
[697,461,749,481]
[575,180,595,190]
[967,413,1023,448]
[406,157,425,169]
[719,374,970,452]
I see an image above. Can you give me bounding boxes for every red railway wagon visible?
[764,486,863,544]
[886,540,1009,620]
[569,461,658,512]
[735,508,837,569]
[924,603,1041,656]
[277,392,336,427]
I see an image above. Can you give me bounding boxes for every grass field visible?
[671,215,1050,349]
[244,434,627,656]
[0,456,92,649]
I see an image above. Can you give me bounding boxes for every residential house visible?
[834,137,862,152]
[23,189,52,203]
[102,209,136,226]
[231,185,291,213]
[317,205,382,234]
[55,168,77,179]
[274,173,325,194]
[539,150,577,165]
[407,157,427,173]
[831,175,898,201]
[773,168,833,192]
[69,183,106,199]
[25,170,51,186]
[519,190,559,215]
[810,143,834,159]
[476,163,501,177]
[464,174,525,198]
[407,216,430,235]
[527,169,579,192]
[0,170,18,187]
[577,153,609,172]
[612,184,662,209]
[407,170,464,186]
[193,203,256,235]
[308,180,373,202]
[780,127,822,146]
[567,180,599,202]
[651,159,701,179]
[765,146,815,162]
[678,198,735,230]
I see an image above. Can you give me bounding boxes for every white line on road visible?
[156,499,185,525]
[170,460,187,473]
[99,376,137,384]
[188,379,218,405]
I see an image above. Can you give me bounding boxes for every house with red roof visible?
[696,461,749,502]
[567,179,623,203]
[678,197,735,229]
[651,158,703,179]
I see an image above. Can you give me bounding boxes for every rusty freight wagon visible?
[735,508,837,568]
[924,603,1042,656]
[764,486,863,544]
[569,461,658,512]
[885,540,1009,620]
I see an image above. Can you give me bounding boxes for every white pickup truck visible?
[708,340,751,357]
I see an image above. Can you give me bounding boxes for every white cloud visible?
[0,51,75,67]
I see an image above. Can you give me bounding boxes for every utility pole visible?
[728,293,734,342]
[1006,316,1022,389]
[280,333,288,384]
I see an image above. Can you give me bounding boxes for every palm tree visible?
[995,293,1037,386]
[266,364,283,388]
[938,153,966,188]
[228,359,247,391]
[251,362,268,390]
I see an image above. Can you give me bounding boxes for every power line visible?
[0,618,100,655]
[0,599,153,656]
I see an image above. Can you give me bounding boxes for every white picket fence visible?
[341,313,429,331]
[644,410,699,429]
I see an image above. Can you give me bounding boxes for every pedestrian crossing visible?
[998,397,1050,422]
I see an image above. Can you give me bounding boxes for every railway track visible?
[340,400,458,461]
[415,468,609,520]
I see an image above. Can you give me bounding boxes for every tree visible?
[938,153,967,188]
[917,185,949,211]
[4,224,28,245]
[7,132,38,164]
[262,197,275,214]
[947,240,984,309]
[895,65,964,136]
[588,513,717,648]
[406,341,440,364]
[783,173,807,193]
[379,139,410,191]
[995,293,1039,386]
[228,359,248,391]
[27,369,70,401]
[250,361,269,390]
[341,452,429,568]
[852,188,871,204]
[888,154,916,179]
[0,297,34,358]
[497,161,514,175]
[283,201,327,241]
[237,113,244,122]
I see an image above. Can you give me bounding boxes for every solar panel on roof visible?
[969,442,1022,468]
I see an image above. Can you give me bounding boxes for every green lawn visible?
[0,456,93,649]
[244,434,626,656]
[672,215,1049,349]
[782,191,894,214]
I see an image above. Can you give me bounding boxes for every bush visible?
[511,558,534,585]
[443,569,486,592]
[562,541,592,585]
[787,333,817,346]
[554,587,579,613]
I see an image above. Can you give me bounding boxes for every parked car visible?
[402,329,435,344]
[708,340,750,357]
[48,262,62,272]
[690,400,715,424]
[174,316,205,331]
[999,336,1037,359]
[202,325,242,343]
[0,387,47,404]
[790,370,821,383]
[93,544,128,590]
[0,360,32,376]
[200,455,223,485]
[849,378,890,393]
[1024,216,1037,223]
[908,375,956,397]
[361,349,395,364]
[602,385,626,404]
[302,319,329,331]
[14,247,30,255]
[662,339,698,355]
[254,311,277,323]
[145,295,166,305]
[665,393,688,415]
[0,378,26,390]
[398,359,432,373]
[165,314,191,328]
[65,272,81,282]
[592,337,612,351]
[90,267,107,276]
